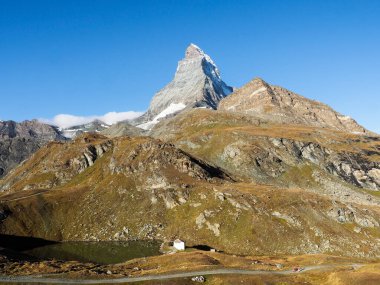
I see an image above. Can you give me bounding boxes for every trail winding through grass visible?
[0,264,362,284]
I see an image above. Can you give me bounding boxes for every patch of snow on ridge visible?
[338,115,352,121]
[62,129,82,139]
[154,103,186,122]
[137,103,186,130]
[250,87,267,97]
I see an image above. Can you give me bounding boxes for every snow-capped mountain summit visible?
[61,119,110,138]
[135,43,233,129]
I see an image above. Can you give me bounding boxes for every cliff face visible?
[0,120,65,178]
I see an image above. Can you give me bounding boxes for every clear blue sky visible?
[0,0,379,132]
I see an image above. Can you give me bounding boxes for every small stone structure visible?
[173,239,185,250]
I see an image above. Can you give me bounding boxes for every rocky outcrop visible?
[0,134,113,192]
[68,140,113,173]
[219,78,369,134]
[327,153,380,190]
[328,203,379,228]
[109,138,228,182]
[219,136,380,191]
[269,138,380,191]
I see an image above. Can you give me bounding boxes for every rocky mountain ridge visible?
[0,120,65,178]
[219,77,369,134]
[0,120,63,140]
[60,120,110,138]
[100,121,146,138]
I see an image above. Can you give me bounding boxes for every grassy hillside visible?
[0,112,379,258]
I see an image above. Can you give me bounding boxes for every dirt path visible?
[0,264,362,284]
[0,189,49,203]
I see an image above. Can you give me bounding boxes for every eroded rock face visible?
[271,138,380,190]
[219,78,368,134]
[69,141,113,173]
[0,120,65,178]
[0,120,63,141]
[0,139,41,179]
[328,204,379,228]
[113,139,228,182]
[218,136,380,191]
[368,169,380,185]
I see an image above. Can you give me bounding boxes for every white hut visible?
[173,239,185,250]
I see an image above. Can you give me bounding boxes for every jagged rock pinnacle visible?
[185,43,205,58]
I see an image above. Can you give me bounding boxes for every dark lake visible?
[0,235,161,265]
[22,240,161,265]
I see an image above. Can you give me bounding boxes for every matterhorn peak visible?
[134,43,233,130]
[185,43,205,58]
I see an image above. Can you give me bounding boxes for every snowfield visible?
[137,103,186,130]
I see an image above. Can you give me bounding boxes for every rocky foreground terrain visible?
[0,44,379,273]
